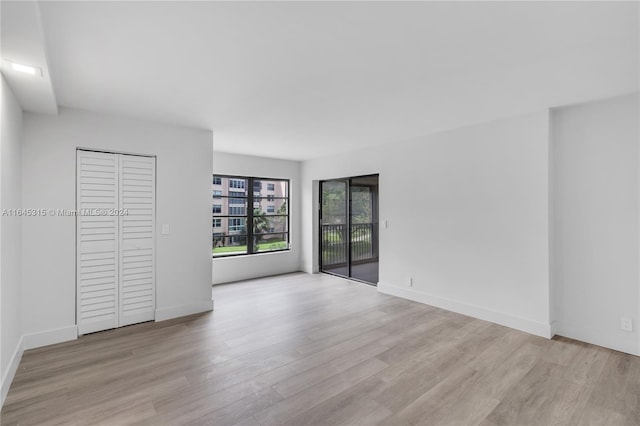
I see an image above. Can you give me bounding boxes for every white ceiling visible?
[0,1,57,114]
[11,1,640,160]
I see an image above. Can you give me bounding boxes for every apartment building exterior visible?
[212,175,289,255]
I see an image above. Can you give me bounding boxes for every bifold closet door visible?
[118,154,155,327]
[77,151,120,334]
[77,150,155,335]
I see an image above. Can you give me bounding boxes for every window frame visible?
[212,174,290,258]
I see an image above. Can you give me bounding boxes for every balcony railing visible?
[321,223,378,267]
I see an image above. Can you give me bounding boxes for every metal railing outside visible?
[321,223,378,266]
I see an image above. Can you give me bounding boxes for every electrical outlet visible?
[405,277,413,287]
[620,317,633,332]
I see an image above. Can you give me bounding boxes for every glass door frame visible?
[319,174,379,286]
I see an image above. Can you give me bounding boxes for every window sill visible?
[212,249,292,260]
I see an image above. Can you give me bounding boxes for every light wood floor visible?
[2,272,639,426]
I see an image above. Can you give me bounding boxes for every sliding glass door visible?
[320,179,349,278]
[320,175,379,285]
[349,176,379,283]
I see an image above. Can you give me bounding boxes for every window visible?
[253,181,261,196]
[212,175,289,257]
[229,192,245,205]
[229,206,245,215]
[229,218,246,232]
[229,179,246,189]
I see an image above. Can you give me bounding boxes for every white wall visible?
[1,75,24,405]
[301,111,551,337]
[551,93,640,355]
[212,151,301,284]
[21,108,213,348]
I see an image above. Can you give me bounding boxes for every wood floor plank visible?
[470,342,543,401]
[3,272,640,426]
[283,383,392,426]
[176,387,283,426]
[575,403,629,426]
[272,341,389,398]
[256,357,388,425]
[485,360,592,426]
[391,365,482,425]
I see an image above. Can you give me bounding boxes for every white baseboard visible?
[23,326,78,350]
[1,336,24,408]
[378,282,552,339]
[155,299,214,321]
[555,323,640,356]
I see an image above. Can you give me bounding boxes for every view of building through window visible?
[212,175,289,256]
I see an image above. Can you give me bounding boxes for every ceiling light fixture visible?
[4,60,42,76]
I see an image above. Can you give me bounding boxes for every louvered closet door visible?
[118,155,156,326]
[77,151,156,335]
[77,151,120,334]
